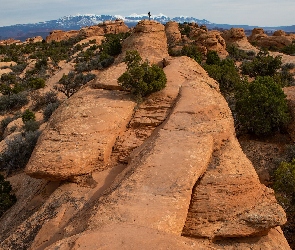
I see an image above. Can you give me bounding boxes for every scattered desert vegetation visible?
[1,19,295,248]
[0,30,131,217]
[118,50,167,100]
[0,173,16,217]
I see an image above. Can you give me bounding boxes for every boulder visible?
[188,26,228,58]
[165,21,182,46]
[25,87,136,181]
[116,20,169,66]
[222,28,258,51]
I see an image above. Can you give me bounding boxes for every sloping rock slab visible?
[45,224,213,250]
[90,62,126,90]
[26,87,135,181]
[89,130,214,235]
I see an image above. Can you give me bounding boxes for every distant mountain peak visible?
[0,13,294,42]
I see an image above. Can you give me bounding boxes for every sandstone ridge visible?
[46,20,129,42]
[248,28,295,49]
[0,20,290,250]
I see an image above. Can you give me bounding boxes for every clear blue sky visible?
[0,0,294,27]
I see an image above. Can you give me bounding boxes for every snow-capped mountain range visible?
[0,13,294,41]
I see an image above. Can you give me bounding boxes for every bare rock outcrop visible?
[248,28,294,49]
[0,38,22,46]
[165,21,182,46]
[188,25,228,58]
[79,20,129,37]
[222,28,258,51]
[0,61,17,68]
[0,61,17,76]
[36,56,289,250]
[25,36,43,43]
[116,20,169,65]
[0,20,290,250]
[46,30,80,43]
[99,20,129,34]
[46,20,129,43]
[25,87,135,181]
[79,26,104,37]
[0,68,12,76]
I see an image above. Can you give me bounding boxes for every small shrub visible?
[274,159,295,203]
[235,76,290,135]
[181,45,202,63]
[0,92,29,113]
[179,23,191,36]
[23,120,39,132]
[118,50,167,98]
[241,50,282,77]
[273,71,295,87]
[206,50,221,65]
[226,45,256,61]
[273,159,295,247]
[100,33,127,56]
[0,174,16,217]
[43,102,60,121]
[10,63,27,74]
[26,77,46,90]
[54,72,95,98]
[31,90,58,110]
[1,117,14,131]
[282,63,295,71]
[203,58,242,94]
[22,109,35,123]
[281,43,295,56]
[0,131,41,174]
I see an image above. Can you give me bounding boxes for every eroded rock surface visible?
[222,28,258,51]
[0,20,290,250]
[46,30,80,43]
[116,20,169,65]
[46,20,129,43]
[25,87,135,180]
[165,21,182,46]
[248,28,295,49]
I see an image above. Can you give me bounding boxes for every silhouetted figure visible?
[148,12,151,21]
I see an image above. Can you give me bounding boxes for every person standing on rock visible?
[148,12,151,21]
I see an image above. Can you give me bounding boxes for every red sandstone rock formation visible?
[165,21,182,46]
[116,20,169,65]
[99,20,129,34]
[248,28,294,49]
[46,20,129,43]
[25,87,135,181]
[222,28,258,51]
[46,30,80,43]
[0,21,290,250]
[25,36,43,43]
[0,38,22,45]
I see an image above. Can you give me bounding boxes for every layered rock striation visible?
[0,20,290,250]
